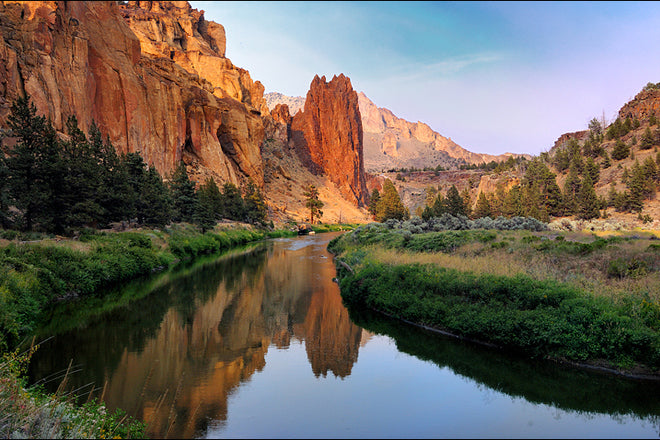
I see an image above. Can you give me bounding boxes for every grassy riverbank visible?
[329,220,660,376]
[0,223,296,353]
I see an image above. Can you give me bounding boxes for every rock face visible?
[0,1,263,186]
[120,1,269,116]
[618,88,660,122]
[290,74,368,207]
[551,130,588,152]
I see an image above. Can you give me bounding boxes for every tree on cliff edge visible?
[303,184,324,224]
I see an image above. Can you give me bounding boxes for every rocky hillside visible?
[0,1,371,224]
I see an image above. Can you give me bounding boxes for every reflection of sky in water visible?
[208,334,658,439]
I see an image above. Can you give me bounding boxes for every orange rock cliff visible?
[291,74,369,207]
[0,0,369,213]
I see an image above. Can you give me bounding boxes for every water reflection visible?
[26,233,660,439]
[29,233,363,438]
[347,307,660,424]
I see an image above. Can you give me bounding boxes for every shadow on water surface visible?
[347,306,660,420]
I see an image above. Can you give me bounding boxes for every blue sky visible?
[192,1,660,156]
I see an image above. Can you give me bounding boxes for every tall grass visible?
[330,228,660,373]
[0,346,146,439]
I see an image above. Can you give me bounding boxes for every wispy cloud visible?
[378,53,505,85]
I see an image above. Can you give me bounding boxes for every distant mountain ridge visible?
[265,91,528,172]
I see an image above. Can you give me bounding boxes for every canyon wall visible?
[0,1,263,186]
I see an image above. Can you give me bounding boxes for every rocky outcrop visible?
[551,130,588,152]
[618,88,660,123]
[290,74,368,207]
[120,1,269,116]
[0,1,263,186]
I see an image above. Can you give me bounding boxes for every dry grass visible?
[366,231,660,304]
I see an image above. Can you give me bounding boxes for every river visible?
[27,232,660,438]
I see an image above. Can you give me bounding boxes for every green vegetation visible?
[1,347,146,439]
[0,96,268,235]
[303,184,324,224]
[373,179,409,222]
[329,222,660,374]
[0,225,295,353]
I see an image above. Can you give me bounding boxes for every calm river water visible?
[28,232,660,438]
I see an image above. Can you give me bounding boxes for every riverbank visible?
[0,222,301,353]
[328,219,660,378]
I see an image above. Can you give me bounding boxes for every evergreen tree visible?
[445,185,466,217]
[92,125,133,224]
[584,157,600,185]
[578,175,599,220]
[611,139,630,161]
[0,152,10,228]
[641,127,654,150]
[502,185,524,217]
[169,161,197,223]
[5,96,55,231]
[243,180,268,225]
[431,192,447,217]
[376,179,408,222]
[141,166,172,227]
[194,179,219,233]
[303,184,324,224]
[473,191,492,219]
[196,178,224,220]
[562,164,582,215]
[222,182,244,221]
[60,116,105,229]
[460,188,472,218]
[602,151,612,169]
[368,188,380,217]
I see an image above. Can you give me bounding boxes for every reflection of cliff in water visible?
[349,308,660,421]
[28,234,362,439]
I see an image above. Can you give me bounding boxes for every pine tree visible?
[194,179,219,233]
[578,175,599,220]
[0,152,10,229]
[611,139,630,161]
[562,164,581,215]
[303,184,324,224]
[602,151,612,169]
[169,161,197,223]
[584,157,600,185]
[473,191,492,218]
[368,188,380,217]
[446,185,466,217]
[432,192,447,217]
[196,178,224,220]
[502,185,524,217]
[222,182,245,221]
[141,166,172,227]
[243,180,268,225]
[376,179,408,222]
[5,96,55,231]
[460,188,472,218]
